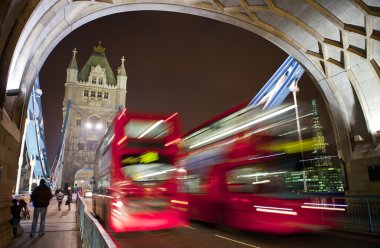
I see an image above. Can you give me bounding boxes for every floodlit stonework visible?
[60,44,127,188]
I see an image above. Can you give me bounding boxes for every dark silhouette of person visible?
[66,187,73,211]
[30,178,52,237]
[56,188,64,211]
[10,199,22,237]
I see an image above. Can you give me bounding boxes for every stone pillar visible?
[0,109,21,247]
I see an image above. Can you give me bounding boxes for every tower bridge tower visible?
[61,43,127,188]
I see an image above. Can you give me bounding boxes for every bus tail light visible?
[170,199,188,212]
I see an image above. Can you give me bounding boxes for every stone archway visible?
[7,0,380,192]
[1,0,380,233]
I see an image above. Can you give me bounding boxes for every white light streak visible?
[189,105,296,149]
[138,120,164,139]
[239,171,287,178]
[215,235,261,248]
[249,152,285,160]
[135,168,176,180]
[255,208,297,216]
[252,180,270,185]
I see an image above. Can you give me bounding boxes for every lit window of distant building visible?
[104,92,109,99]
[92,77,96,84]
[90,91,96,97]
[84,90,89,97]
[97,92,102,98]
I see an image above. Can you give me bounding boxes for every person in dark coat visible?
[66,187,73,211]
[10,199,22,237]
[56,188,64,211]
[30,178,53,237]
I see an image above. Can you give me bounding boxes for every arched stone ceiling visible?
[2,0,380,191]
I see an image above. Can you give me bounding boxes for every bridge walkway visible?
[9,197,81,248]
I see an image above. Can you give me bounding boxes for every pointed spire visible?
[68,48,78,69]
[118,56,127,76]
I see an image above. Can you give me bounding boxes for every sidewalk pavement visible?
[9,198,81,248]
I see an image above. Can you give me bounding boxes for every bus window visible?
[225,163,291,194]
[120,153,175,182]
[97,173,110,194]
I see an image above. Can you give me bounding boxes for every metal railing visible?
[76,196,117,248]
[308,194,380,233]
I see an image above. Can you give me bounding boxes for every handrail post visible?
[366,197,373,232]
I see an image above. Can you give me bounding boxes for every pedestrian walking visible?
[10,199,23,237]
[30,178,53,237]
[66,187,73,211]
[56,188,64,211]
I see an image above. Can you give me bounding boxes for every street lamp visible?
[289,80,307,192]
[85,122,92,129]
[96,122,103,130]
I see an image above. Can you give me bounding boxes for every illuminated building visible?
[60,43,127,188]
[303,99,344,192]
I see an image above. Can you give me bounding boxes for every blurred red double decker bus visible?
[93,110,187,232]
[177,102,344,234]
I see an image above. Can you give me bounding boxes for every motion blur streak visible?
[94,111,186,232]
[248,152,285,160]
[112,201,123,208]
[189,105,296,148]
[171,200,188,205]
[215,235,261,248]
[255,208,298,215]
[301,205,346,211]
[303,202,347,207]
[251,180,270,185]
[118,108,127,120]
[117,135,127,145]
[253,205,294,211]
[165,138,181,147]
[138,120,164,139]
[164,112,178,123]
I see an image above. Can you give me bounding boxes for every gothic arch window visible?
[84,90,89,97]
[92,77,97,84]
[99,77,103,85]
[104,92,109,99]
[90,91,96,97]
[97,92,102,98]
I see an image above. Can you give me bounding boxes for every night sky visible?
[39,11,330,167]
